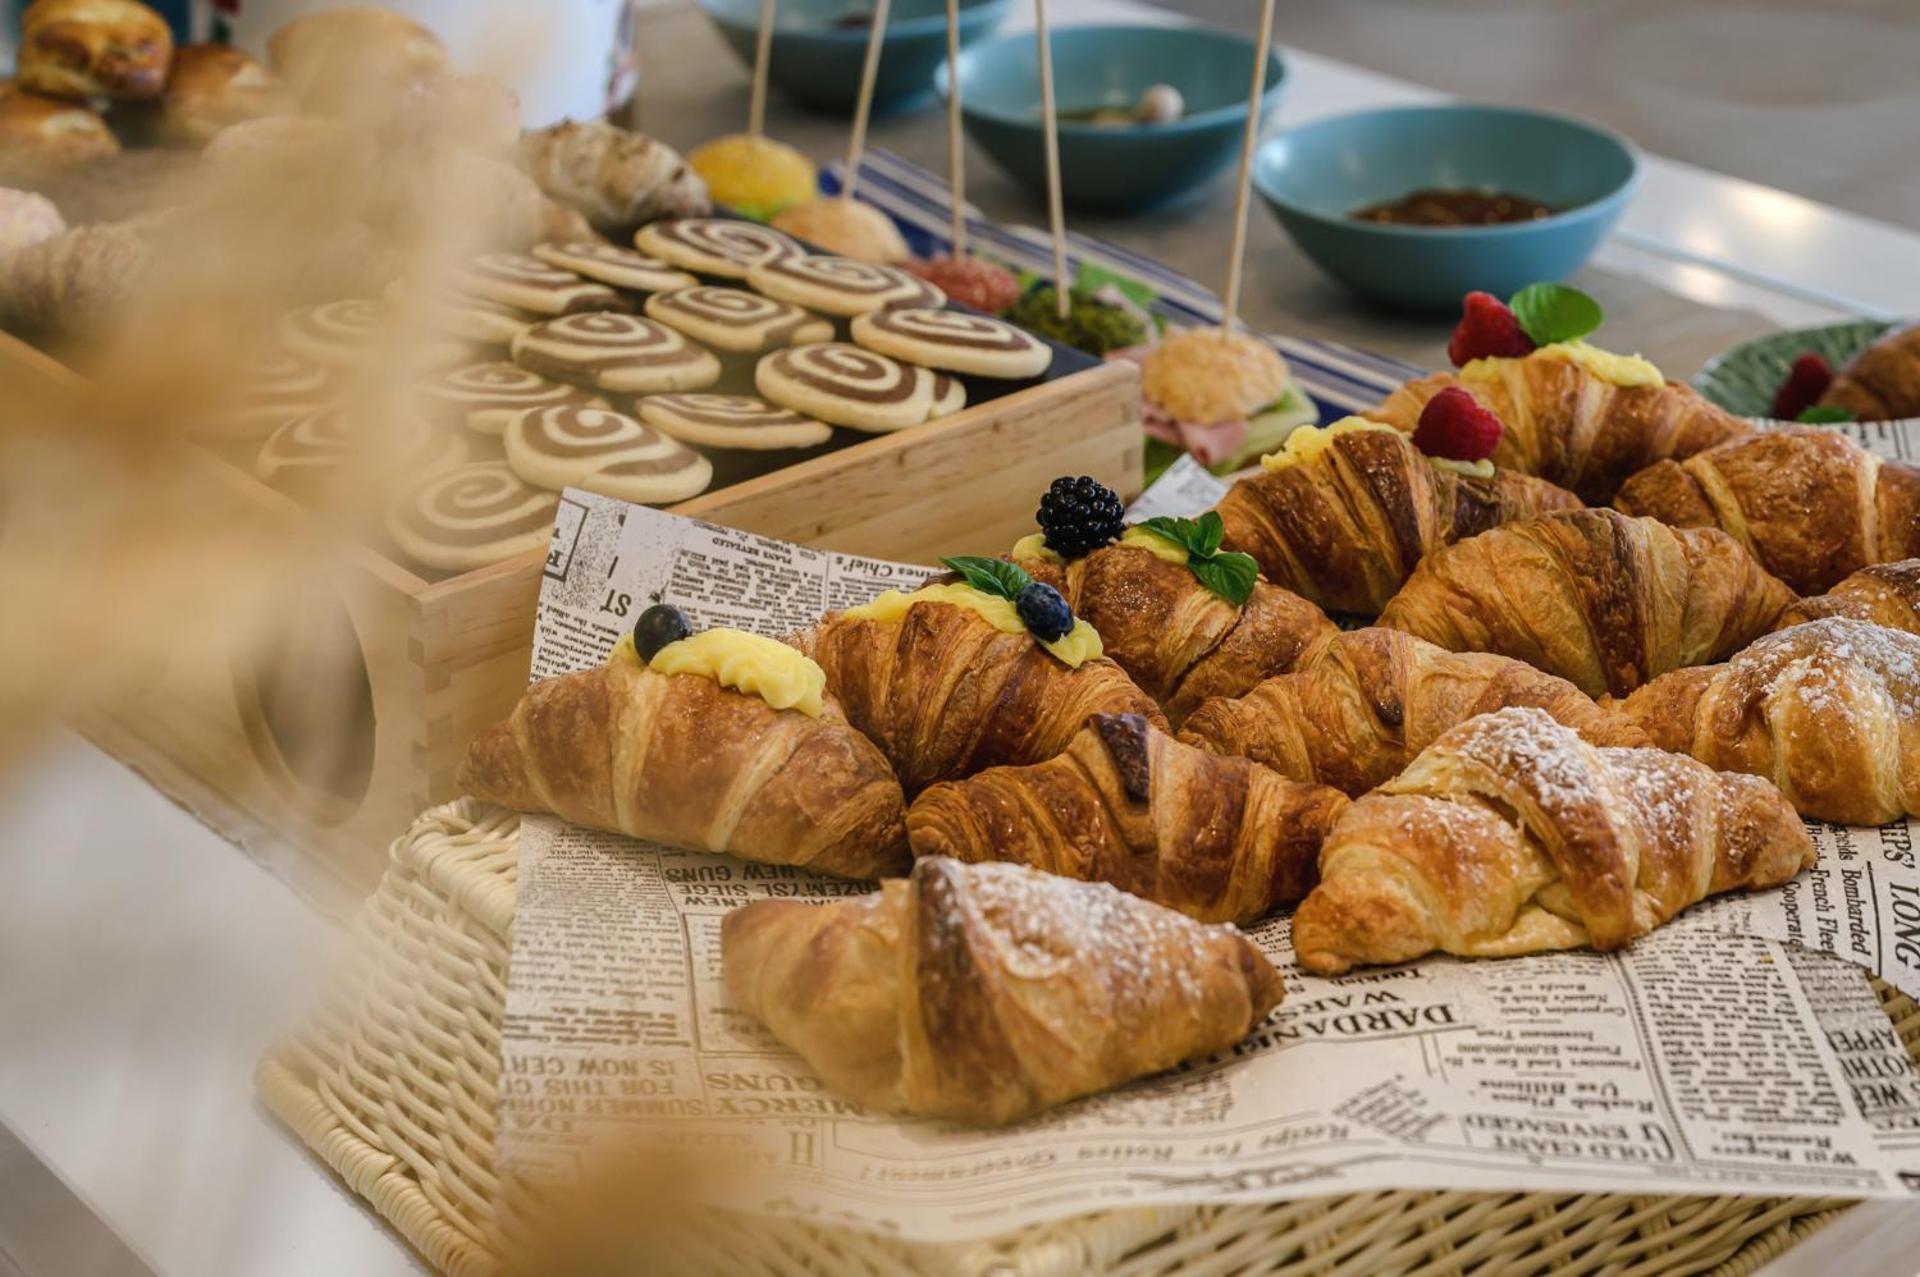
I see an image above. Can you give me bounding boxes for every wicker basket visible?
[257,802,1917,1277]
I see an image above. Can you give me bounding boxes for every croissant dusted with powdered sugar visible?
[1178,628,1647,797]
[1376,509,1796,697]
[1291,707,1815,975]
[907,713,1349,924]
[1776,560,1920,635]
[723,856,1284,1124]
[1212,423,1580,615]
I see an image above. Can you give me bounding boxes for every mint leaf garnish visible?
[1795,405,1855,424]
[941,555,1035,602]
[1189,555,1258,608]
[1133,514,1259,607]
[1508,282,1603,347]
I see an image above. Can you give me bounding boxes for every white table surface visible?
[4,3,1919,1273]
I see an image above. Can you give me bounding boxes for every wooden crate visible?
[2,332,1141,898]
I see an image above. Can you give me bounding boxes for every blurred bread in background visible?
[15,0,176,100]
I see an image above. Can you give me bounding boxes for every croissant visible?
[1821,323,1920,422]
[1776,559,1920,634]
[1612,617,1920,825]
[1614,427,1920,595]
[1212,423,1580,615]
[1178,628,1647,797]
[795,599,1165,794]
[1016,543,1336,723]
[723,856,1284,1124]
[908,713,1348,924]
[1369,355,1751,503]
[457,657,908,878]
[1291,707,1814,974]
[1376,509,1796,697]
[516,120,710,240]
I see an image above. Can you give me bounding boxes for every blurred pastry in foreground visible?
[0,188,67,257]
[157,43,285,147]
[16,0,174,100]
[267,5,446,114]
[687,133,818,220]
[770,197,910,264]
[517,119,710,240]
[1820,323,1920,422]
[1135,327,1318,476]
[0,220,151,333]
[0,84,121,182]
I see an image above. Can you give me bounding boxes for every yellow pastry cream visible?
[1116,524,1190,565]
[844,581,1105,668]
[1426,456,1496,479]
[1009,532,1063,564]
[1258,416,1403,472]
[1459,339,1663,389]
[611,627,826,716]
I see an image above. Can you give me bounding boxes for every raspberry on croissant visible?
[722,856,1284,1125]
[1178,627,1647,797]
[1376,509,1796,697]
[1776,559,1920,634]
[908,713,1348,924]
[1291,707,1814,975]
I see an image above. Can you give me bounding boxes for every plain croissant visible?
[1369,356,1751,503]
[1178,627,1647,797]
[907,712,1349,924]
[1376,509,1796,697]
[1212,425,1580,615]
[1776,559,1920,635]
[458,658,908,878]
[1291,707,1814,975]
[723,856,1285,1125]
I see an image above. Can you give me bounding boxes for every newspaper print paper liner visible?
[258,799,1919,1277]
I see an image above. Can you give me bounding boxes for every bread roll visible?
[16,0,174,100]
[0,83,120,182]
[265,5,446,115]
[0,188,67,256]
[159,43,285,147]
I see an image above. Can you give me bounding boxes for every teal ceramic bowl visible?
[1253,104,1640,312]
[937,25,1286,214]
[700,0,1011,115]
[1693,319,1896,418]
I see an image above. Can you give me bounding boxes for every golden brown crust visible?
[0,83,119,181]
[1212,427,1580,615]
[1777,559,1920,634]
[516,120,711,240]
[17,0,173,100]
[159,43,285,147]
[1369,359,1752,503]
[1375,509,1796,697]
[1822,325,1920,422]
[1178,627,1648,796]
[457,660,908,878]
[795,599,1165,794]
[908,713,1348,923]
[1140,328,1291,424]
[722,857,1284,1124]
[1613,617,1920,825]
[1291,707,1813,975]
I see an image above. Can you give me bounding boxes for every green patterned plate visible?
[1692,318,1896,419]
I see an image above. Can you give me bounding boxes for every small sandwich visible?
[1133,327,1317,478]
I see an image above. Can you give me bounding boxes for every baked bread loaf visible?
[1776,559,1920,634]
[1376,509,1796,697]
[0,83,120,182]
[908,712,1349,924]
[1614,427,1920,594]
[723,856,1284,1124]
[1178,627,1647,797]
[517,120,710,240]
[1291,707,1814,974]
[16,0,173,100]
[157,43,284,147]
[1612,617,1920,825]
[1821,324,1920,422]
[266,5,445,115]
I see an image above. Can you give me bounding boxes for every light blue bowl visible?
[700,0,1011,116]
[937,25,1285,214]
[1253,104,1640,312]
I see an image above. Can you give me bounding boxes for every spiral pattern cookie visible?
[745,255,945,317]
[930,371,966,419]
[278,299,389,365]
[755,342,957,433]
[418,360,605,435]
[505,405,713,504]
[850,306,1052,379]
[428,293,539,347]
[386,461,561,573]
[511,312,721,394]
[634,218,802,280]
[636,393,833,450]
[202,350,337,440]
[257,404,466,499]
[643,286,832,354]
[533,241,698,294]
[455,252,627,316]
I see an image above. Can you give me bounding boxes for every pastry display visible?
[1376,509,1795,698]
[529,242,697,295]
[685,134,818,221]
[203,349,336,440]
[1776,559,1920,634]
[635,393,832,450]
[745,255,945,317]
[418,293,539,348]
[1291,707,1815,975]
[157,43,285,147]
[1819,324,1920,422]
[908,712,1348,925]
[756,343,961,432]
[385,460,560,573]
[503,403,713,504]
[643,286,832,354]
[0,84,121,181]
[511,312,720,394]
[417,360,604,435]
[769,196,911,264]
[634,218,802,280]
[515,120,711,240]
[1133,327,1318,475]
[454,253,628,317]
[460,605,907,877]
[257,401,465,500]
[722,856,1283,1125]
[1614,427,1920,594]
[1178,628,1647,797]
[1612,617,1920,825]
[276,298,391,366]
[850,307,1052,379]
[16,0,174,100]
[1213,417,1580,615]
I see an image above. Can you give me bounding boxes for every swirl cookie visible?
[533,241,698,294]
[850,307,1052,379]
[257,404,466,500]
[386,461,561,573]
[505,405,713,504]
[643,286,832,354]
[428,294,539,347]
[511,312,721,394]
[745,255,945,317]
[201,350,337,440]
[454,253,627,316]
[755,343,961,433]
[418,360,605,435]
[636,393,833,450]
[278,299,389,366]
[634,218,802,280]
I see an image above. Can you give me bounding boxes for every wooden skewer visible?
[747,0,776,138]
[839,0,894,203]
[1034,0,1068,320]
[1219,0,1276,335]
[944,0,966,257]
